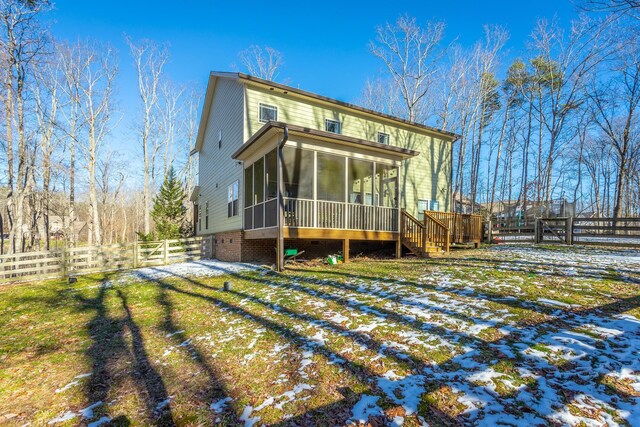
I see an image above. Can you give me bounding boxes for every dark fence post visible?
[566,217,573,245]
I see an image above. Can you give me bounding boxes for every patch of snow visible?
[210,397,233,413]
[239,406,260,427]
[350,395,383,423]
[48,411,77,424]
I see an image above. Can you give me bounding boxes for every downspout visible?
[276,126,289,272]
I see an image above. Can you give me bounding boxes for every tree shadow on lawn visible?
[152,274,242,425]
[73,278,176,426]
[284,263,638,318]
[384,254,640,284]
[144,270,466,426]
[179,261,640,425]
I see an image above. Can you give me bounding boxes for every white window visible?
[325,119,341,134]
[417,199,441,218]
[259,103,278,123]
[205,201,209,229]
[418,199,429,220]
[198,204,202,231]
[228,181,239,217]
[377,132,390,145]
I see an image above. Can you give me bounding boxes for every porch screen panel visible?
[244,166,253,229]
[244,166,253,207]
[348,159,373,205]
[282,147,313,199]
[375,164,398,208]
[317,152,345,202]
[254,157,264,204]
[265,149,277,200]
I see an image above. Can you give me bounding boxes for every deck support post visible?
[343,238,350,263]
[395,238,402,259]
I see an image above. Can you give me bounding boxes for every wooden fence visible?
[487,216,640,247]
[0,236,214,284]
[536,217,640,246]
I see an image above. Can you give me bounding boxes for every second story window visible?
[259,103,278,123]
[325,119,341,134]
[377,132,390,145]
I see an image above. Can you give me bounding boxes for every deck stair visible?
[400,210,450,257]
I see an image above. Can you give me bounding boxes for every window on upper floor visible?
[325,119,342,134]
[377,132,390,145]
[259,103,278,123]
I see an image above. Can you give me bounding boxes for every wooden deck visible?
[400,210,483,257]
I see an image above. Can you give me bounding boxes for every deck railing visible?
[275,198,398,232]
[424,212,450,252]
[424,210,483,244]
[400,210,425,251]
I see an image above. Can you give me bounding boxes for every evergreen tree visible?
[151,167,187,239]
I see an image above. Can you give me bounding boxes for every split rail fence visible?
[0,236,214,284]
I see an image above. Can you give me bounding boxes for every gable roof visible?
[192,71,460,154]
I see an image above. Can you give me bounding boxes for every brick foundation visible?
[212,230,396,263]
[213,230,243,262]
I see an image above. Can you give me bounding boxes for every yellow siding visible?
[244,84,452,215]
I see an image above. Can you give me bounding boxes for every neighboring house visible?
[18,215,88,243]
[191,72,461,266]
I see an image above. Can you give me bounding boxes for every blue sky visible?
[46,0,579,158]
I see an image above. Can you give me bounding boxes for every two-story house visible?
[191,72,467,269]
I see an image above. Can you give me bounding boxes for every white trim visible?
[325,118,342,134]
[258,103,278,123]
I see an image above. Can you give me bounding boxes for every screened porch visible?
[243,146,400,233]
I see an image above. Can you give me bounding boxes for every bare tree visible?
[238,45,283,81]
[588,30,640,218]
[580,0,640,19]
[0,0,48,253]
[126,36,168,237]
[370,15,447,123]
[159,79,184,178]
[58,41,85,245]
[528,16,615,203]
[33,50,61,250]
[77,42,117,245]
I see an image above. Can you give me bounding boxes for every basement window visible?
[377,132,390,145]
[259,103,278,123]
[325,119,342,134]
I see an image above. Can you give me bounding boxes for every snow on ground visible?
[103,259,258,286]
[487,244,640,283]
[47,245,640,426]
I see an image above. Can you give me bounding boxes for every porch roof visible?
[232,121,420,161]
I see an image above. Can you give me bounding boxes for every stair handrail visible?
[424,211,450,252]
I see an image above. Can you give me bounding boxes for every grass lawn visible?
[1,244,639,426]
